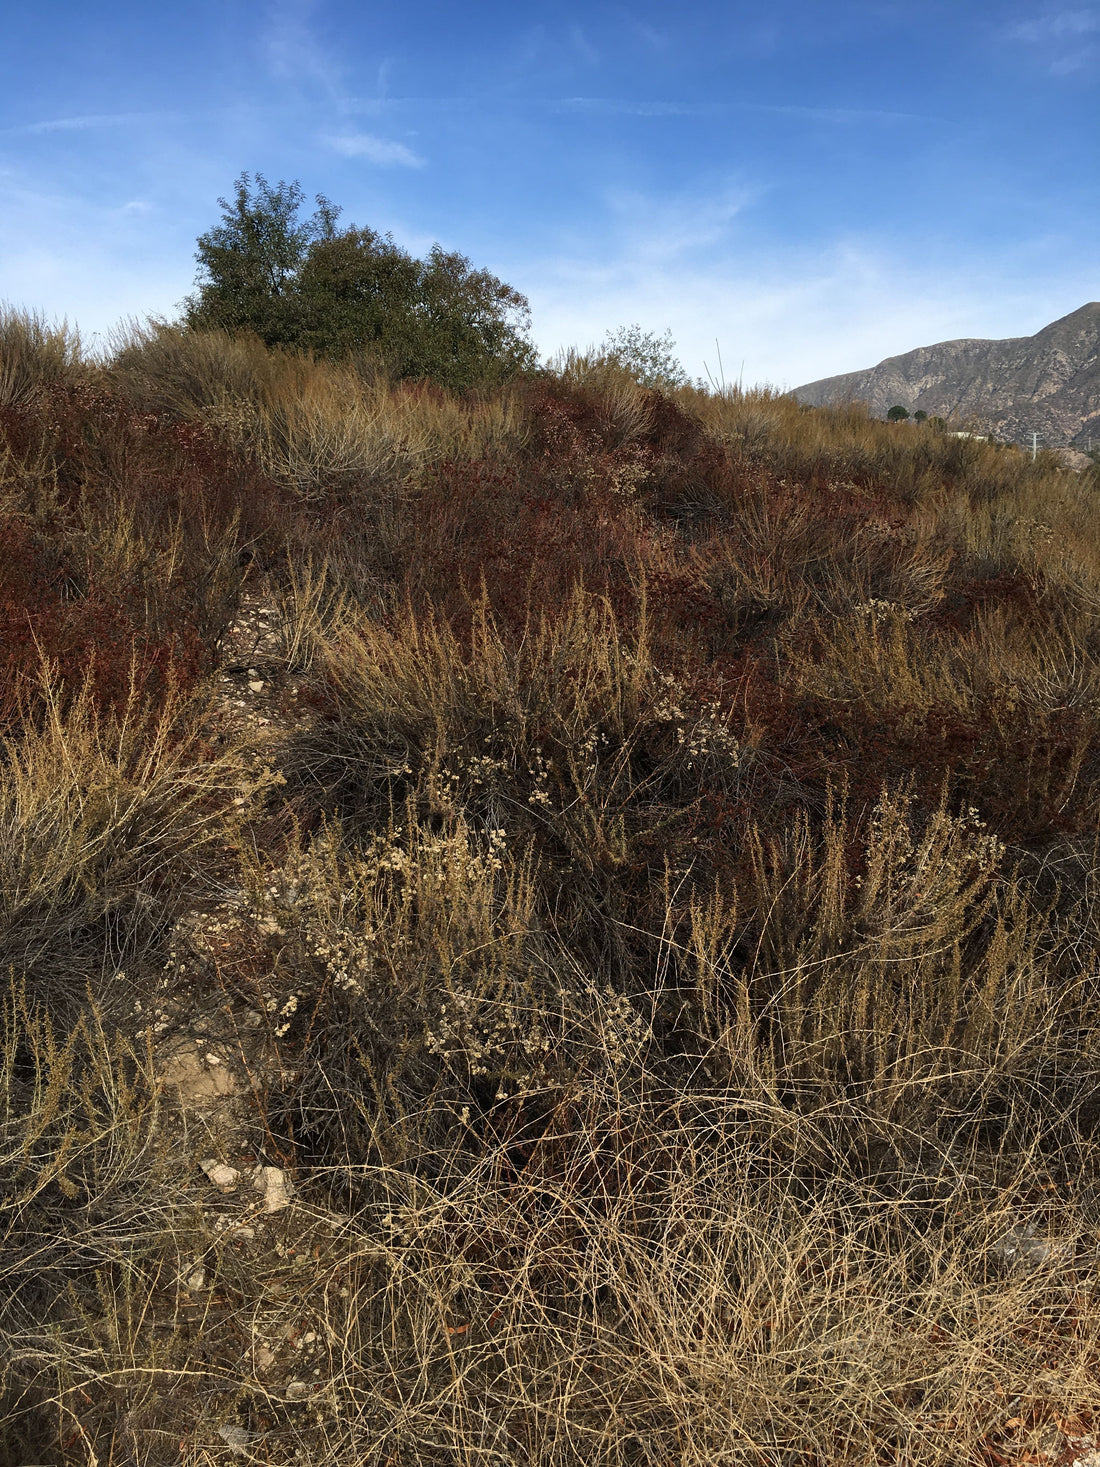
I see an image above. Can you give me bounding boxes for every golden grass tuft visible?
[0,304,87,408]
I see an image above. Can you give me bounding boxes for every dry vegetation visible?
[2,304,1100,1465]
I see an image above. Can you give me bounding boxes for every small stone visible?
[253,1344,277,1374]
[285,1380,310,1401]
[182,1265,206,1292]
[249,681,265,693]
[251,1164,293,1212]
[199,1158,240,1190]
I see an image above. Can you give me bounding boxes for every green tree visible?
[600,324,688,391]
[913,409,928,423]
[183,173,339,344]
[887,405,911,422]
[183,173,536,390]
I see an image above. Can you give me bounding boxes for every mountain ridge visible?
[792,302,1100,450]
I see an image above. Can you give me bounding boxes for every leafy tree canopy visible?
[887,405,911,422]
[599,324,688,391]
[183,173,537,390]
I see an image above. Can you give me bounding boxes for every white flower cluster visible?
[852,599,919,624]
[465,751,511,786]
[595,985,652,1069]
[651,669,686,723]
[864,794,1006,906]
[268,990,300,1038]
[646,669,743,772]
[605,452,649,498]
[957,805,1006,869]
[675,699,741,770]
[307,927,375,996]
[527,746,556,808]
[426,980,552,1086]
[240,816,517,1019]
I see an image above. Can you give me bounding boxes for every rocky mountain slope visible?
[793,302,1099,449]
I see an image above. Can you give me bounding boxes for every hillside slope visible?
[793,301,1100,448]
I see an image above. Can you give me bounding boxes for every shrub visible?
[0,305,86,408]
[0,665,251,1027]
[182,172,538,390]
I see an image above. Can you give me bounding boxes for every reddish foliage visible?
[400,455,642,640]
[931,570,1042,634]
[0,515,205,723]
[0,383,300,721]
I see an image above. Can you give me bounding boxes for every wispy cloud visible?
[524,231,1097,392]
[1005,8,1099,70]
[551,97,928,124]
[614,10,669,53]
[602,181,754,262]
[1008,7,1099,41]
[324,132,425,167]
[263,0,344,98]
[1,113,167,137]
[568,24,599,66]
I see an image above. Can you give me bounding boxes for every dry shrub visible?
[0,305,86,408]
[678,382,1073,509]
[545,346,658,448]
[110,322,530,502]
[4,340,1100,1465]
[685,783,1096,1140]
[107,318,286,417]
[0,663,251,1027]
[289,577,754,883]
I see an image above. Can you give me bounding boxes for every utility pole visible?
[1030,432,1038,462]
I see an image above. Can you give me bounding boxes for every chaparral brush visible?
[2,292,1100,1467]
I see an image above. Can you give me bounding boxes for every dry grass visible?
[110,321,529,501]
[2,329,1100,1465]
[0,662,255,1029]
[0,305,87,408]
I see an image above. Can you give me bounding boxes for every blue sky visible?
[1,1,1096,388]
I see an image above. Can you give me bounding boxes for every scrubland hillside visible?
[3,308,1100,1466]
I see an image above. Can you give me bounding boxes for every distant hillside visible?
[793,302,1100,450]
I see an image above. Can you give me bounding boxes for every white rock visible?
[251,1164,293,1212]
[249,681,265,693]
[285,1380,310,1401]
[214,1217,255,1240]
[200,1158,240,1190]
[253,1343,277,1374]
[182,1265,206,1292]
